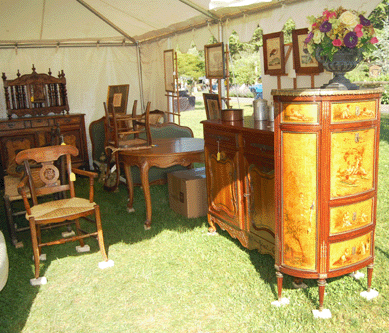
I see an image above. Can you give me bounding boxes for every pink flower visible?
[332,39,342,47]
[323,10,336,19]
[370,37,378,44]
[355,25,364,38]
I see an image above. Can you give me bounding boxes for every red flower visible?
[332,39,342,47]
[370,37,378,44]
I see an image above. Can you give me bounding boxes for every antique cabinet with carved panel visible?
[0,113,89,181]
[202,119,275,256]
[272,88,381,315]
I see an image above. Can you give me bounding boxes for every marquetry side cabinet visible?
[0,113,89,182]
[202,119,275,256]
[272,88,382,314]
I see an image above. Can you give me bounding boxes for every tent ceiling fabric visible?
[0,0,381,47]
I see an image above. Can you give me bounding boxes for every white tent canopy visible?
[0,0,381,165]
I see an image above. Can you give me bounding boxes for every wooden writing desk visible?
[119,137,205,229]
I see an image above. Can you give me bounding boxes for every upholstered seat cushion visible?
[27,197,96,221]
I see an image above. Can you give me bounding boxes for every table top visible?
[118,137,204,156]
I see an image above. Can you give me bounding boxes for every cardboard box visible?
[168,167,207,218]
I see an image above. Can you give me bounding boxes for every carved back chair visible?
[15,145,113,285]
[103,101,152,191]
[2,65,69,119]
[203,93,222,120]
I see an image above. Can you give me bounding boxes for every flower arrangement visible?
[304,7,378,61]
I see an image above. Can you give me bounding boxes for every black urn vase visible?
[315,47,363,90]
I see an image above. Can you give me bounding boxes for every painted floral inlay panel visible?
[281,103,318,124]
[331,101,376,123]
[282,132,317,270]
[330,198,373,235]
[330,233,372,270]
[331,129,375,198]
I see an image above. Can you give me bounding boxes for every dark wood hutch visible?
[0,66,89,186]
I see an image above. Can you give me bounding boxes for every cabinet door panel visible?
[331,128,375,198]
[281,131,318,271]
[205,145,240,227]
[244,154,275,255]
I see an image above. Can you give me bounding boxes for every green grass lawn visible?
[0,105,388,332]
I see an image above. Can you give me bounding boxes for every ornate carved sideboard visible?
[272,88,381,315]
[202,118,275,256]
[203,88,381,316]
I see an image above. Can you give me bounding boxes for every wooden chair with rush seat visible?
[15,145,114,286]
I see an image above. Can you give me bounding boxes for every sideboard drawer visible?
[330,100,377,123]
[204,128,238,150]
[55,116,80,126]
[330,198,374,235]
[31,118,50,128]
[0,121,24,131]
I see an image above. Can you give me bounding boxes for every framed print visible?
[263,32,285,76]
[292,28,323,74]
[203,93,222,120]
[164,49,175,92]
[204,42,225,79]
[107,84,129,114]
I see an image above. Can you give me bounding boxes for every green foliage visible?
[230,51,262,85]
[369,0,389,30]
[282,18,296,44]
[177,51,204,81]
[371,19,389,75]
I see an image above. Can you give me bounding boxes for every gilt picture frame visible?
[292,28,323,74]
[164,49,175,92]
[107,84,129,114]
[263,32,285,76]
[204,42,225,79]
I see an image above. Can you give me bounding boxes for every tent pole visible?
[136,43,145,112]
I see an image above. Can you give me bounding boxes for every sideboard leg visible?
[276,271,283,301]
[318,279,326,311]
[367,263,374,292]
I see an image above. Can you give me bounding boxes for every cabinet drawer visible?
[330,198,374,235]
[329,231,372,271]
[31,118,50,128]
[0,121,24,131]
[204,129,238,150]
[55,116,80,126]
[330,128,375,198]
[331,100,376,123]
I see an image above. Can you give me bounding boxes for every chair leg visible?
[74,219,85,248]
[4,195,23,248]
[29,218,41,279]
[94,205,108,261]
[104,151,120,192]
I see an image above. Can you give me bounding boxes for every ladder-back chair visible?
[103,101,152,191]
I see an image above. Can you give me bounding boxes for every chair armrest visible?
[71,168,97,202]
[72,168,98,179]
[17,176,32,215]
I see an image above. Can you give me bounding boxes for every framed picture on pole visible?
[263,32,285,76]
[164,49,175,92]
[204,42,225,79]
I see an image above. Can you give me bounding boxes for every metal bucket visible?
[268,103,274,122]
[253,99,268,121]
